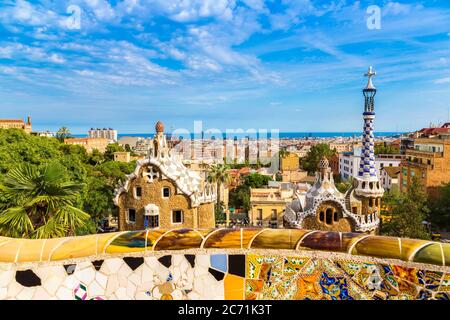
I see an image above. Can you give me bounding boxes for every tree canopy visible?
[0,129,135,237]
[374,143,399,155]
[381,176,430,240]
[301,144,336,174]
[229,173,272,213]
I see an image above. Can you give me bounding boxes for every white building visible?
[380,166,401,191]
[88,128,118,142]
[339,147,404,181]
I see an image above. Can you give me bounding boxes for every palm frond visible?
[0,207,34,237]
[54,205,90,232]
[32,217,67,239]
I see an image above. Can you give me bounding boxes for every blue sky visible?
[0,0,449,134]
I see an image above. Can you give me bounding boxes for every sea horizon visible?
[72,131,407,139]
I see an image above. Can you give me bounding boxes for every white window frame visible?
[171,209,184,225]
[134,186,142,199]
[162,187,171,199]
[127,208,136,224]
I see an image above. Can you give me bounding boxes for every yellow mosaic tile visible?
[224,274,245,300]
[195,228,216,239]
[16,239,45,262]
[351,236,402,260]
[154,229,203,250]
[96,232,122,253]
[413,243,444,266]
[443,243,450,266]
[106,231,147,254]
[51,235,98,261]
[146,229,168,250]
[40,238,70,261]
[241,229,264,249]
[203,229,242,248]
[399,238,430,261]
[0,239,23,262]
[251,229,309,249]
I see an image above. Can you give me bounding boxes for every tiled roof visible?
[0,119,24,123]
[382,166,401,178]
[418,128,449,135]
[0,228,448,268]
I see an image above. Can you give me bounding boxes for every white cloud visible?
[383,2,420,16]
[435,77,450,84]
[0,43,66,64]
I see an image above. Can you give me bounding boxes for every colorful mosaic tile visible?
[0,228,449,300]
[74,283,88,300]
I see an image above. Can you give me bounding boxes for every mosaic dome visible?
[155,121,164,133]
[318,156,329,169]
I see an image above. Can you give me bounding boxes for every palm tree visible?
[207,164,232,225]
[56,126,72,142]
[0,163,90,238]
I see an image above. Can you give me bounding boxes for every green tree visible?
[336,176,353,193]
[207,164,232,222]
[229,173,272,213]
[87,149,105,166]
[0,163,90,238]
[381,177,430,239]
[429,183,450,231]
[301,144,335,174]
[375,143,399,155]
[104,143,125,161]
[56,126,72,142]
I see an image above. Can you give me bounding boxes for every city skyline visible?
[1,0,450,133]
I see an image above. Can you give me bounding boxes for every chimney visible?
[27,116,31,125]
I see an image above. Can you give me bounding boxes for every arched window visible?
[326,209,333,225]
[319,211,324,222]
[333,211,338,222]
[369,198,374,207]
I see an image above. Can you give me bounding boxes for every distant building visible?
[250,182,294,228]
[400,134,450,198]
[31,131,55,138]
[113,152,132,163]
[380,166,401,190]
[88,128,118,142]
[329,153,340,175]
[279,152,308,183]
[280,152,299,171]
[329,142,357,153]
[64,138,109,153]
[339,148,404,180]
[0,116,32,133]
[415,123,450,138]
[114,121,216,231]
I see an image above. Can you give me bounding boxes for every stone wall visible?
[118,170,214,230]
[0,228,449,300]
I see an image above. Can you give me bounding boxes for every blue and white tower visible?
[354,67,384,212]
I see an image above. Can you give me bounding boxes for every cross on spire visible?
[364,66,376,90]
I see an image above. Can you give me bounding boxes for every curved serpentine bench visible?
[0,228,448,267]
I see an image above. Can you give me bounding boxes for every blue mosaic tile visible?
[210,254,227,273]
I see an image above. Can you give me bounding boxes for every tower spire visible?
[354,66,384,199]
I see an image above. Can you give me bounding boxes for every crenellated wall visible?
[0,228,449,300]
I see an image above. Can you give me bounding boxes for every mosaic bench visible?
[0,228,449,300]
